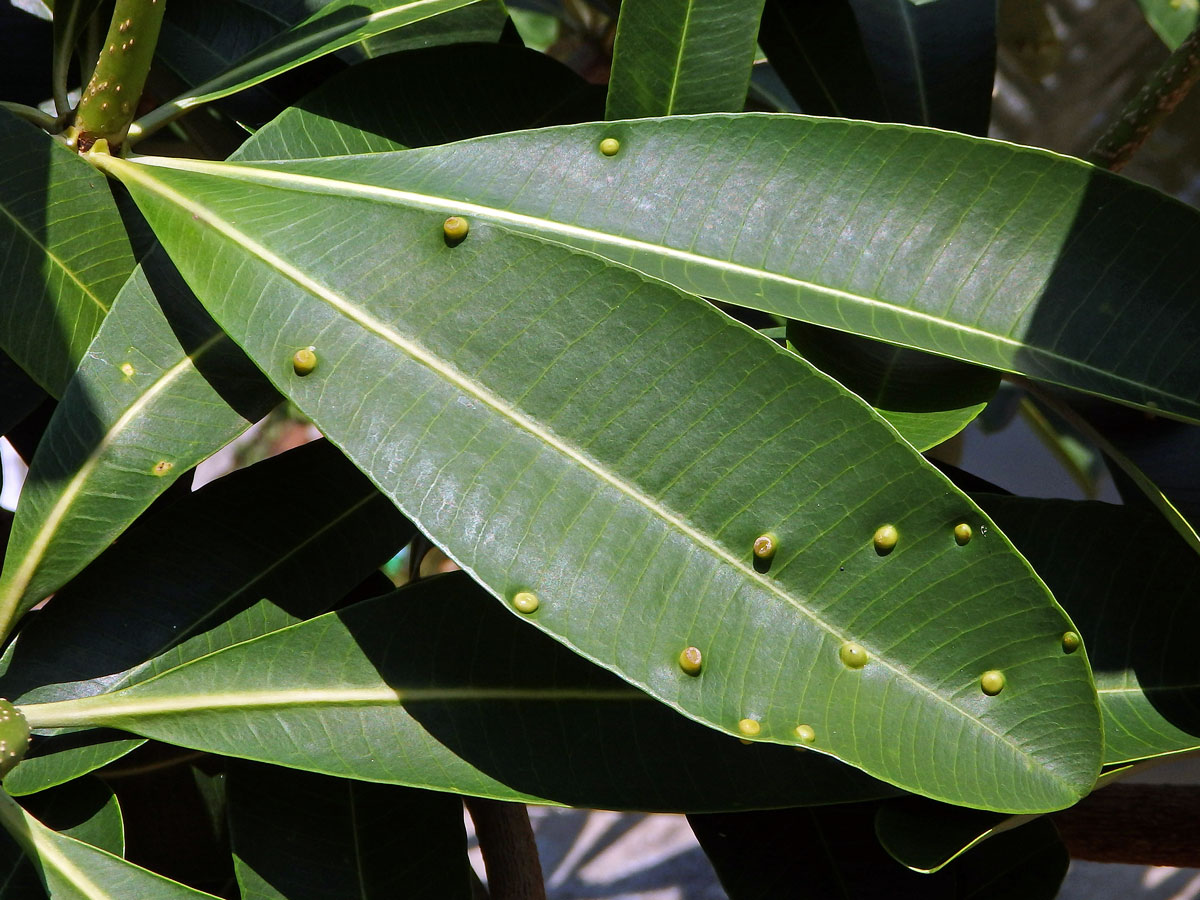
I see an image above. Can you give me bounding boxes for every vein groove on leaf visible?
[98,152,1101,812]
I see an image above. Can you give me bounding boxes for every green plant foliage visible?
[227,762,473,899]
[20,574,900,811]
[1137,0,1199,49]
[232,116,1200,423]
[606,0,766,117]
[0,112,135,397]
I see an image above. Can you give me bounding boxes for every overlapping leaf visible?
[0,791,218,900]
[22,575,899,811]
[228,763,473,899]
[215,115,1200,424]
[91,147,1101,811]
[131,0,489,139]
[978,494,1200,764]
[606,0,766,118]
[0,112,134,397]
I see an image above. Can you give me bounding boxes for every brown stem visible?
[465,798,546,900]
[1053,784,1200,866]
[1088,23,1200,171]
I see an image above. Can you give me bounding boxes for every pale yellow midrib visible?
[125,152,1190,411]
[97,153,1069,783]
[0,333,224,618]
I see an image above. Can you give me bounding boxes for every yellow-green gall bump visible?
[794,724,816,743]
[954,523,972,545]
[0,700,31,778]
[752,533,777,560]
[152,461,173,477]
[292,348,318,376]
[980,670,1006,696]
[1061,631,1081,654]
[873,524,898,555]
[443,216,470,243]
[737,718,761,738]
[839,642,868,669]
[512,591,539,614]
[599,137,621,156]
[678,646,703,676]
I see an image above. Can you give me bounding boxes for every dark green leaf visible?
[97,147,1102,811]
[240,115,1200,423]
[787,322,999,451]
[22,574,900,812]
[236,43,603,161]
[228,762,472,899]
[606,0,766,117]
[0,112,135,396]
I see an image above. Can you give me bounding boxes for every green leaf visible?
[22,574,900,812]
[234,43,603,161]
[228,762,472,900]
[757,0,997,133]
[843,0,995,133]
[787,322,999,451]
[977,495,1200,765]
[0,112,135,397]
[691,802,1066,899]
[874,795,1034,873]
[1137,0,1198,49]
[80,150,1102,810]
[606,0,767,118]
[131,0,490,139]
[0,249,276,628]
[0,778,124,898]
[215,115,1200,424]
[355,0,506,56]
[0,352,46,438]
[1,438,412,794]
[0,789,219,900]
[2,736,143,799]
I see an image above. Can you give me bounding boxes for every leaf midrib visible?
[100,154,1069,783]
[126,154,1197,416]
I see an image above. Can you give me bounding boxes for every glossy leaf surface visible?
[133,0,488,137]
[0,249,275,628]
[0,112,134,397]
[96,149,1099,811]
[787,322,999,451]
[229,115,1200,423]
[22,575,900,812]
[606,0,766,117]
[979,494,1200,764]
[228,762,472,899]
[0,790,218,900]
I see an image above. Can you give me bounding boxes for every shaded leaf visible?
[0,778,124,899]
[133,0,490,139]
[0,112,135,397]
[0,351,46,438]
[235,42,603,161]
[22,574,900,812]
[0,789,219,900]
[218,115,1200,424]
[0,248,276,628]
[228,762,472,899]
[787,322,999,451]
[978,495,1200,764]
[98,148,1100,811]
[606,0,766,117]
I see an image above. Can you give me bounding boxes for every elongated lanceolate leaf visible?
[228,763,472,900]
[22,575,899,812]
[131,0,487,139]
[0,112,134,397]
[92,149,1101,811]
[978,495,1200,765]
[606,0,766,118]
[1,439,411,795]
[0,790,218,900]
[225,115,1200,424]
[0,249,275,630]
